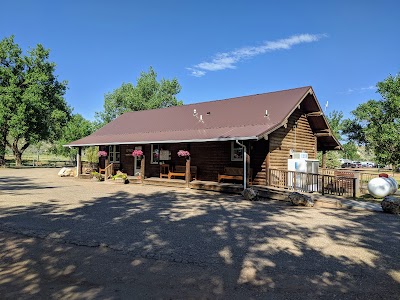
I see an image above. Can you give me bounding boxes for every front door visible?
[134,146,142,176]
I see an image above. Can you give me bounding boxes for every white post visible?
[76,147,82,177]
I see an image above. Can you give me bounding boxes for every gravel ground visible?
[0,168,399,299]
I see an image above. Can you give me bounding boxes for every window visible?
[231,141,243,161]
[151,144,160,164]
[108,145,120,162]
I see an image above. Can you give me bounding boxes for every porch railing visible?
[268,168,357,198]
[104,163,114,181]
[319,168,335,176]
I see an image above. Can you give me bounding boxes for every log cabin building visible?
[68,86,341,185]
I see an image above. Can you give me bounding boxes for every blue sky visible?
[1,0,399,120]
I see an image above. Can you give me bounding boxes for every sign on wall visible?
[160,150,171,160]
[125,148,134,156]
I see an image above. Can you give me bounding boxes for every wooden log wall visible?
[269,108,317,170]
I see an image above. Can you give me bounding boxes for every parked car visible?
[351,161,362,168]
[341,162,352,168]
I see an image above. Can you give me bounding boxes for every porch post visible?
[265,152,270,186]
[246,152,250,187]
[322,150,327,169]
[185,158,191,188]
[140,155,145,183]
[76,147,82,177]
[353,172,361,198]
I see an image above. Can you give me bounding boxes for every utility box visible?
[292,152,308,159]
[287,158,319,191]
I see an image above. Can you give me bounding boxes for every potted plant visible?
[97,150,108,157]
[97,150,108,170]
[91,171,103,181]
[177,150,190,160]
[111,171,128,184]
[131,149,144,158]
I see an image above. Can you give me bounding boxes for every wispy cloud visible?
[187,33,327,77]
[344,85,376,94]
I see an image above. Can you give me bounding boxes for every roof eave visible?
[64,136,259,148]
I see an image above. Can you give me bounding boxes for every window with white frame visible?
[231,141,243,161]
[108,145,120,162]
[151,144,160,164]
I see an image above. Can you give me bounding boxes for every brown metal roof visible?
[68,86,340,151]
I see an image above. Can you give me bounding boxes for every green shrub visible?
[112,171,127,180]
[91,171,103,181]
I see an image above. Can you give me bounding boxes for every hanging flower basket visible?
[132,149,144,157]
[97,151,108,157]
[177,150,190,159]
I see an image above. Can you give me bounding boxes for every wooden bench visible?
[168,165,197,180]
[218,167,252,184]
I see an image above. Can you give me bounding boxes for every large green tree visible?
[342,141,360,161]
[95,67,183,126]
[326,110,343,138]
[322,110,361,167]
[0,36,70,166]
[52,114,94,161]
[321,110,343,168]
[343,73,400,171]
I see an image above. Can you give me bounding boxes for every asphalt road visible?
[0,168,399,299]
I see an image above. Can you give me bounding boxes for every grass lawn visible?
[356,168,400,201]
[359,168,400,181]
[4,154,72,167]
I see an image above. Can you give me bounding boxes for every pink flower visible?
[132,149,144,157]
[97,151,108,157]
[177,150,190,157]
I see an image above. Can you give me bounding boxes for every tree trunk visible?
[0,128,7,166]
[0,153,5,167]
[11,141,30,167]
[14,151,22,167]
[0,140,5,166]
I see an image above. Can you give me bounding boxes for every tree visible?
[342,141,361,161]
[0,36,70,166]
[95,67,182,126]
[322,110,362,167]
[84,146,100,168]
[326,110,343,139]
[52,114,94,161]
[343,73,400,172]
[321,110,343,168]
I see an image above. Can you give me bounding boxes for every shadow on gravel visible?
[0,187,399,299]
[0,176,57,192]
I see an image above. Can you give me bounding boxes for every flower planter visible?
[112,178,127,184]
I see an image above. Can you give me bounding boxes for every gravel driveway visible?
[0,168,399,299]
